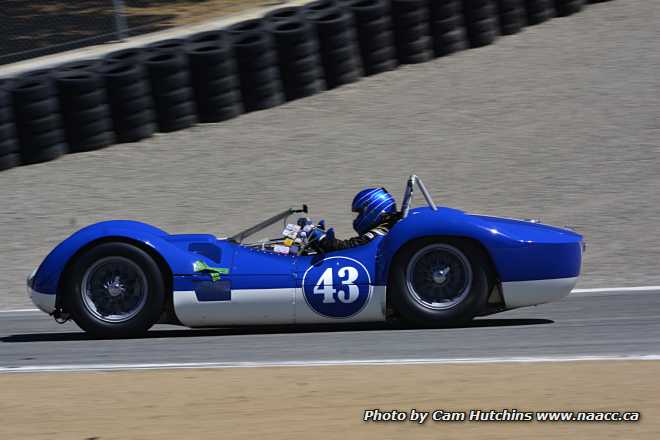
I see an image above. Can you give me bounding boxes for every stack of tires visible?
[54,68,115,152]
[462,0,499,47]
[390,0,433,64]
[428,0,469,57]
[554,0,585,16]
[0,80,19,170]
[99,59,156,143]
[270,19,326,101]
[229,21,285,112]
[305,5,363,89]
[10,72,68,164]
[144,39,197,132]
[496,0,526,34]
[524,0,555,24]
[103,48,145,68]
[346,0,398,75]
[186,31,242,122]
[264,6,306,23]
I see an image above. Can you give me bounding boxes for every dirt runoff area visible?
[1,361,658,439]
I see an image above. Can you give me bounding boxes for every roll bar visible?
[400,175,437,218]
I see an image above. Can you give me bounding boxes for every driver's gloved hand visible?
[307,227,326,244]
[325,227,335,241]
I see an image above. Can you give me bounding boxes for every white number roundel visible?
[303,257,371,318]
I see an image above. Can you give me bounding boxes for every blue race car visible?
[27,175,584,338]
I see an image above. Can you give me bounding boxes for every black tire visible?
[365,57,398,75]
[144,52,197,132]
[264,6,304,23]
[390,238,490,327]
[350,0,390,21]
[227,18,266,35]
[430,0,462,20]
[63,242,165,338]
[302,0,342,19]
[554,0,584,16]
[20,142,67,164]
[0,153,19,171]
[103,48,146,65]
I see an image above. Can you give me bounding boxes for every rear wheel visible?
[63,242,165,338]
[390,238,489,326]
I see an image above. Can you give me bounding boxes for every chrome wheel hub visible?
[432,267,450,284]
[104,276,126,297]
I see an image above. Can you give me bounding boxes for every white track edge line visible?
[3,354,660,373]
[0,285,659,314]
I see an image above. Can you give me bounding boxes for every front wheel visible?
[63,242,165,338]
[390,239,490,327]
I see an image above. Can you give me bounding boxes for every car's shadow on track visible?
[1,318,553,343]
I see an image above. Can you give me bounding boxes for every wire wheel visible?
[81,256,149,323]
[405,243,473,310]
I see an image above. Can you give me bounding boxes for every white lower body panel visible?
[501,277,578,308]
[29,288,56,314]
[173,286,387,327]
[173,288,295,327]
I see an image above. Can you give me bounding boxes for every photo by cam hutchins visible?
[28,175,584,338]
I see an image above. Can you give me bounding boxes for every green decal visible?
[193,260,229,282]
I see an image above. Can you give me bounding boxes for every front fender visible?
[32,220,198,295]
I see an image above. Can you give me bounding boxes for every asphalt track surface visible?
[1,288,658,370]
[0,0,659,310]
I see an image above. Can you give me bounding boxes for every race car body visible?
[28,175,584,337]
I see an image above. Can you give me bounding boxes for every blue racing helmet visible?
[352,187,397,234]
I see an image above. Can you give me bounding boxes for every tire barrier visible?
[264,6,306,23]
[146,38,188,55]
[554,0,585,16]
[233,31,285,111]
[227,19,268,35]
[347,0,398,75]
[103,48,146,67]
[302,0,345,19]
[496,0,526,34]
[99,62,156,143]
[144,51,197,132]
[0,0,609,171]
[0,79,19,171]
[524,0,555,25]
[390,0,433,64]
[10,74,67,164]
[54,69,115,152]
[307,8,363,89]
[271,20,326,101]
[428,0,469,57]
[57,58,104,73]
[185,31,243,123]
[462,0,500,47]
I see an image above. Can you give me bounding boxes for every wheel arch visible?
[382,235,502,316]
[56,236,174,319]
[384,235,500,285]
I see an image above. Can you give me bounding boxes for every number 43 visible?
[313,266,360,304]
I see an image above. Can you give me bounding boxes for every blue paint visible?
[31,204,583,315]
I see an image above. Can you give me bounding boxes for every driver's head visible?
[351,187,397,234]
